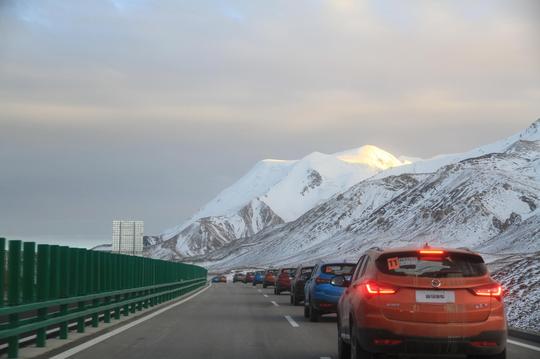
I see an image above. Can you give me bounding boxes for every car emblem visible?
[431,279,441,288]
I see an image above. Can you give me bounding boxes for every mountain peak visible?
[333,145,406,170]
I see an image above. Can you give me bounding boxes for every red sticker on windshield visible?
[387,257,400,270]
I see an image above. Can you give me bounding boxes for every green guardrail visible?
[0,237,207,358]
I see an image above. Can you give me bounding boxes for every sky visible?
[0,0,539,247]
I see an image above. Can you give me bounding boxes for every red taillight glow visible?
[374,339,402,345]
[471,284,503,298]
[364,281,397,295]
[315,277,331,284]
[470,341,498,347]
[419,249,445,255]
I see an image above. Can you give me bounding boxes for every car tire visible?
[293,293,300,306]
[309,303,320,322]
[304,304,310,318]
[337,321,351,359]
[263,284,267,288]
[290,294,294,305]
[350,323,373,359]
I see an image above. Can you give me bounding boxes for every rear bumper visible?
[312,297,339,313]
[263,280,274,286]
[356,328,507,356]
[276,282,291,291]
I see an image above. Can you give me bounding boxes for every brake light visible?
[471,284,503,298]
[364,281,397,295]
[315,277,331,284]
[419,249,444,255]
[374,339,402,346]
[470,341,497,347]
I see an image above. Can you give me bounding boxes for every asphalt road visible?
[65,283,540,359]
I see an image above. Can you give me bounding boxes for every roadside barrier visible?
[0,237,207,358]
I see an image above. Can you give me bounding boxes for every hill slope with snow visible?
[150,145,409,258]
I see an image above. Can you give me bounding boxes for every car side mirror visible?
[331,275,350,287]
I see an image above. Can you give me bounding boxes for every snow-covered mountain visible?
[149,145,409,258]
[148,119,540,331]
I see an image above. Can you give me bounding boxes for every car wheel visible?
[304,304,310,318]
[309,303,320,322]
[350,323,373,359]
[337,320,351,359]
[263,284,267,288]
[290,294,294,305]
[293,293,300,306]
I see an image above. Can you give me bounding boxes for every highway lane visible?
[63,283,539,359]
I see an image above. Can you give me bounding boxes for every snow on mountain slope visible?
[374,119,540,179]
[194,120,540,270]
[154,145,408,258]
[490,253,540,332]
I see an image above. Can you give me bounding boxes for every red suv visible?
[263,269,279,288]
[335,246,507,359]
[274,267,296,295]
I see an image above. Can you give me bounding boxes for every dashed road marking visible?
[257,289,262,293]
[320,357,332,359]
[508,339,540,352]
[284,315,299,328]
[271,301,279,307]
[263,294,269,298]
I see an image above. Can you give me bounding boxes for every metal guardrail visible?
[0,237,207,358]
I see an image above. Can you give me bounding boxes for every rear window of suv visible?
[322,264,355,276]
[376,252,487,278]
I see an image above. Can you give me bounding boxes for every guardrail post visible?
[36,244,51,347]
[22,242,36,303]
[8,240,22,358]
[91,251,99,327]
[0,237,5,308]
[50,245,60,299]
[102,252,111,323]
[59,246,70,339]
[77,248,87,333]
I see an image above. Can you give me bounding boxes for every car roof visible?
[366,246,481,258]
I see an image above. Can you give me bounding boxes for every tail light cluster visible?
[470,284,503,300]
[315,277,331,284]
[363,281,397,296]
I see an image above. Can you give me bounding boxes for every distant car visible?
[253,271,265,286]
[304,261,355,322]
[274,267,296,295]
[263,269,279,288]
[211,276,221,283]
[233,273,245,283]
[245,272,255,283]
[335,246,507,359]
[219,275,227,283]
[290,265,314,305]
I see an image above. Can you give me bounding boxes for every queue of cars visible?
[225,245,508,359]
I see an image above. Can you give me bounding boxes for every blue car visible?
[304,261,356,322]
[252,270,265,286]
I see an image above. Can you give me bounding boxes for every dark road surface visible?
[62,283,540,359]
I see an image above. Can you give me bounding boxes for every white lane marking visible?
[320,357,332,359]
[284,315,299,328]
[508,339,540,352]
[271,301,279,307]
[257,289,262,293]
[51,284,211,359]
[263,294,269,298]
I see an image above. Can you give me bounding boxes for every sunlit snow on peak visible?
[333,145,407,169]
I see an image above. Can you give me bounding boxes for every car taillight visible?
[315,277,331,284]
[363,281,397,295]
[419,249,445,255]
[471,284,503,299]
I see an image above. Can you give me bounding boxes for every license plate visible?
[416,290,455,303]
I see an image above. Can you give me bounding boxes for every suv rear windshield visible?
[300,267,313,274]
[267,270,278,275]
[280,268,295,275]
[322,264,355,276]
[376,252,487,278]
